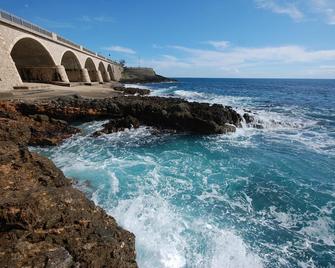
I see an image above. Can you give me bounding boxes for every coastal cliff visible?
[120,67,174,83]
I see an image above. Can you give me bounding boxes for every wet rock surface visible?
[0,101,137,268]
[243,113,255,124]
[17,95,242,135]
[92,116,140,136]
[113,86,151,96]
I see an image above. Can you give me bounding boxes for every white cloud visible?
[79,15,114,23]
[206,40,230,50]
[140,42,335,78]
[104,46,136,54]
[255,0,335,25]
[169,44,335,67]
[255,0,304,21]
[152,44,165,49]
[310,0,335,25]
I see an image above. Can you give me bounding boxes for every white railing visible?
[57,35,81,49]
[0,9,52,37]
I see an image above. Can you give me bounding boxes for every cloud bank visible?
[255,0,335,25]
[104,46,136,54]
[139,42,335,78]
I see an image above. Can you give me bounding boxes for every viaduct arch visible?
[61,51,82,82]
[11,37,57,83]
[0,10,123,91]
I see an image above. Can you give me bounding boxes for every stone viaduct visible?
[0,10,123,92]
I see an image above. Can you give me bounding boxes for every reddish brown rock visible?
[0,101,138,267]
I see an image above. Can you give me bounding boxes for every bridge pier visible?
[97,70,104,84]
[105,71,111,82]
[56,65,70,83]
[81,68,91,85]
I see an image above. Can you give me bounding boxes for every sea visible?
[34,78,335,268]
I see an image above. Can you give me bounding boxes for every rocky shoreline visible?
[0,101,137,267]
[17,94,242,135]
[0,89,246,267]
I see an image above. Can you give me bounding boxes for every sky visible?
[1,0,335,78]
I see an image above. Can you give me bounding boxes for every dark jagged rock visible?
[16,95,242,135]
[93,116,140,136]
[114,86,151,96]
[243,113,255,124]
[0,101,138,267]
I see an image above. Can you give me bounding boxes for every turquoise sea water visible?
[35,78,335,268]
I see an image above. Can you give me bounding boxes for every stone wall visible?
[18,67,58,82]
[65,69,82,82]
[0,25,22,91]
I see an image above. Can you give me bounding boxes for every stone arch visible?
[61,51,82,82]
[10,37,59,83]
[98,62,109,82]
[107,64,115,81]
[84,58,98,82]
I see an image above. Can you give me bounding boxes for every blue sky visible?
[1,0,335,78]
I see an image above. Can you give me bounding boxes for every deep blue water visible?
[35,78,335,268]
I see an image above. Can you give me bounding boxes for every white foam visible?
[166,88,335,156]
[109,195,187,268]
[108,171,119,195]
[124,84,151,90]
[169,89,255,111]
[269,206,297,229]
[210,229,263,268]
[300,217,335,246]
[109,194,264,268]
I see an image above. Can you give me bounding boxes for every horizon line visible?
[167,76,335,80]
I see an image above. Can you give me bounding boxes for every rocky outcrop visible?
[243,113,254,124]
[0,101,79,146]
[114,86,151,96]
[0,101,137,267]
[120,67,174,83]
[92,116,140,136]
[16,95,242,135]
